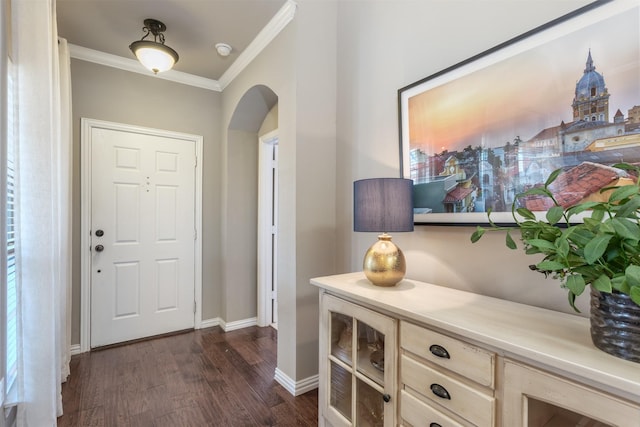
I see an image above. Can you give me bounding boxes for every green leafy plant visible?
[471,163,640,311]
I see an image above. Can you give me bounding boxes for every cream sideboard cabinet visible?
[311,273,640,427]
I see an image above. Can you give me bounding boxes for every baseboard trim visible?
[220,317,258,332]
[70,344,82,356]
[198,317,221,329]
[274,368,319,396]
[199,316,259,332]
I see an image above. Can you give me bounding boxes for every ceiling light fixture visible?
[129,18,179,74]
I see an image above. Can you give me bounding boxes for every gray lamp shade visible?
[354,178,414,233]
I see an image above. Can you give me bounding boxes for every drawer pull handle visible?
[430,383,451,400]
[430,424,442,427]
[382,393,391,403]
[429,344,450,359]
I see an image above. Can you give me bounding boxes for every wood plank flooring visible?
[57,326,318,426]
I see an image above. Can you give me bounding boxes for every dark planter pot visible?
[590,287,640,363]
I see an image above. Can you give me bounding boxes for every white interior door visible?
[90,127,196,348]
[258,132,278,327]
[271,144,278,326]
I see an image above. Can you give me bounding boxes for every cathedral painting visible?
[399,1,640,224]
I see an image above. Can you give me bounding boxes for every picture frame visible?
[398,0,640,226]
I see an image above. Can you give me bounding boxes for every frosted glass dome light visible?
[129,19,179,74]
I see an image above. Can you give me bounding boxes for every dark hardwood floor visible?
[57,326,318,426]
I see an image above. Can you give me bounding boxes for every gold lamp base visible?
[363,233,406,287]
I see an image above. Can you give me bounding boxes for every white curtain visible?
[13,0,72,425]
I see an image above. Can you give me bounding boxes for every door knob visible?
[94,244,104,252]
[95,229,104,237]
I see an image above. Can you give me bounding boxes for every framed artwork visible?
[398,0,640,225]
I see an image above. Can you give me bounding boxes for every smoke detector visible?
[215,43,232,57]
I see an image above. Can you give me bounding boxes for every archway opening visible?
[226,84,279,330]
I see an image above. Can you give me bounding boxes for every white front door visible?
[90,126,196,348]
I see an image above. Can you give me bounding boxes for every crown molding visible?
[67,0,297,92]
[217,0,297,90]
[68,44,222,91]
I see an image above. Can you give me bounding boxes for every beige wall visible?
[291,1,338,378]
[70,60,223,343]
[335,0,594,316]
[223,128,259,322]
[259,104,278,137]
[220,0,337,382]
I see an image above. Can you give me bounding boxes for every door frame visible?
[80,118,203,353]
[257,130,278,327]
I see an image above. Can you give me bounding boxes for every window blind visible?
[6,64,17,392]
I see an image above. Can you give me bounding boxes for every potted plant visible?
[470,162,640,362]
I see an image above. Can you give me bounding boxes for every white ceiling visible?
[56,0,288,81]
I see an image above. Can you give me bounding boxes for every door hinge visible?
[195,156,198,167]
[194,229,197,240]
[193,301,197,314]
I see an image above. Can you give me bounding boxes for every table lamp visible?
[353,178,414,287]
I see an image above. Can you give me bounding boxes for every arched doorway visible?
[226,85,279,329]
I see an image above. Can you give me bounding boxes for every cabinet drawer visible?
[401,321,494,388]
[401,390,466,427]
[401,355,495,426]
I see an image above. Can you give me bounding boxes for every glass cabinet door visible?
[329,360,352,422]
[331,312,353,365]
[355,320,385,386]
[321,293,396,427]
[356,378,385,427]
